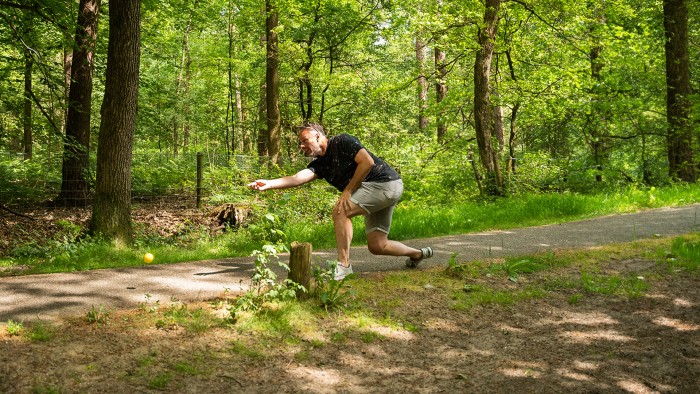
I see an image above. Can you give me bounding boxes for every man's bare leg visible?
[366,230,422,260]
[332,202,366,267]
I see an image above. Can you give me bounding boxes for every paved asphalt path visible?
[1,204,698,322]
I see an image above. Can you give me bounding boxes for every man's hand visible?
[335,190,353,214]
[248,180,269,191]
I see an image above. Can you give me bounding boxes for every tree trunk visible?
[663,0,695,182]
[434,0,447,142]
[56,0,100,207]
[508,102,520,175]
[173,1,197,156]
[416,6,428,133]
[257,79,268,157]
[473,0,503,196]
[298,8,318,123]
[319,47,334,123]
[23,52,32,160]
[588,9,607,183]
[236,76,247,153]
[227,5,237,155]
[266,0,281,164]
[62,48,72,134]
[90,0,140,246]
[505,49,519,176]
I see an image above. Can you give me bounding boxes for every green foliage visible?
[131,153,195,195]
[27,322,54,342]
[664,235,700,271]
[229,243,305,318]
[311,260,354,310]
[248,213,287,245]
[5,319,23,336]
[86,305,111,325]
[0,154,61,204]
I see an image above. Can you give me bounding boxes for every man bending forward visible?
[248,123,433,280]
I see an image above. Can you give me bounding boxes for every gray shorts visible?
[350,179,404,234]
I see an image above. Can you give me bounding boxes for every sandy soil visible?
[1,263,698,393]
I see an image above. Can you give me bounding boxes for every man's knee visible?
[332,209,349,223]
[367,239,386,255]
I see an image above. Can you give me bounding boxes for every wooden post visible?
[288,241,312,300]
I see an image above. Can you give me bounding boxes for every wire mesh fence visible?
[0,148,644,211]
[0,151,312,209]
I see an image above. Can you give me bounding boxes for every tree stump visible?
[288,241,312,300]
[210,203,251,230]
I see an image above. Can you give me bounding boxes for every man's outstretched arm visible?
[248,168,317,191]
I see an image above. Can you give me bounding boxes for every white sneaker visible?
[334,262,353,281]
[405,246,434,268]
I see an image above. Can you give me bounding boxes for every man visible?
[248,123,433,280]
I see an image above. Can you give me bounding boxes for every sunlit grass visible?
[664,233,700,271]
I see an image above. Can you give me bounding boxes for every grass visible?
[1,183,698,276]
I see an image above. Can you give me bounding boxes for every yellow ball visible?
[143,253,154,264]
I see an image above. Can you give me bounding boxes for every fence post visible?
[288,241,312,300]
[196,152,203,208]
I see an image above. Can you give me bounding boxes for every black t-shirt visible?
[307,133,400,192]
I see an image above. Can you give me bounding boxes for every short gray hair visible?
[298,122,326,137]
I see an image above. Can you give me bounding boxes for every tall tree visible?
[226,2,245,155]
[22,50,32,160]
[416,5,428,133]
[434,0,447,142]
[296,3,320,123]
[586,5,607,182]
[663,0,695,181]
[56,0,100,206]
[172,0,197,156]
[266,0,281,164]
[473,0,503,196]
[90,0,141,245]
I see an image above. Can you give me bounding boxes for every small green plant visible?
[86,305,111,325]
[491,257,550,282]
[311,260,354,310]
[360,331,384,343]
[139,293,160,313]
[27,322,54,342]
[229,243,305,319]
[31,384,64,394]
[568,293,583,305]
[6,319,23,336]
[148,372,173,389]
[157,303,221,333]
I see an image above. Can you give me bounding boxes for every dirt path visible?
[1,204,698,322]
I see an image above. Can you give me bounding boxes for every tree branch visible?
[507,0,589,57]
[0,204,36,221]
